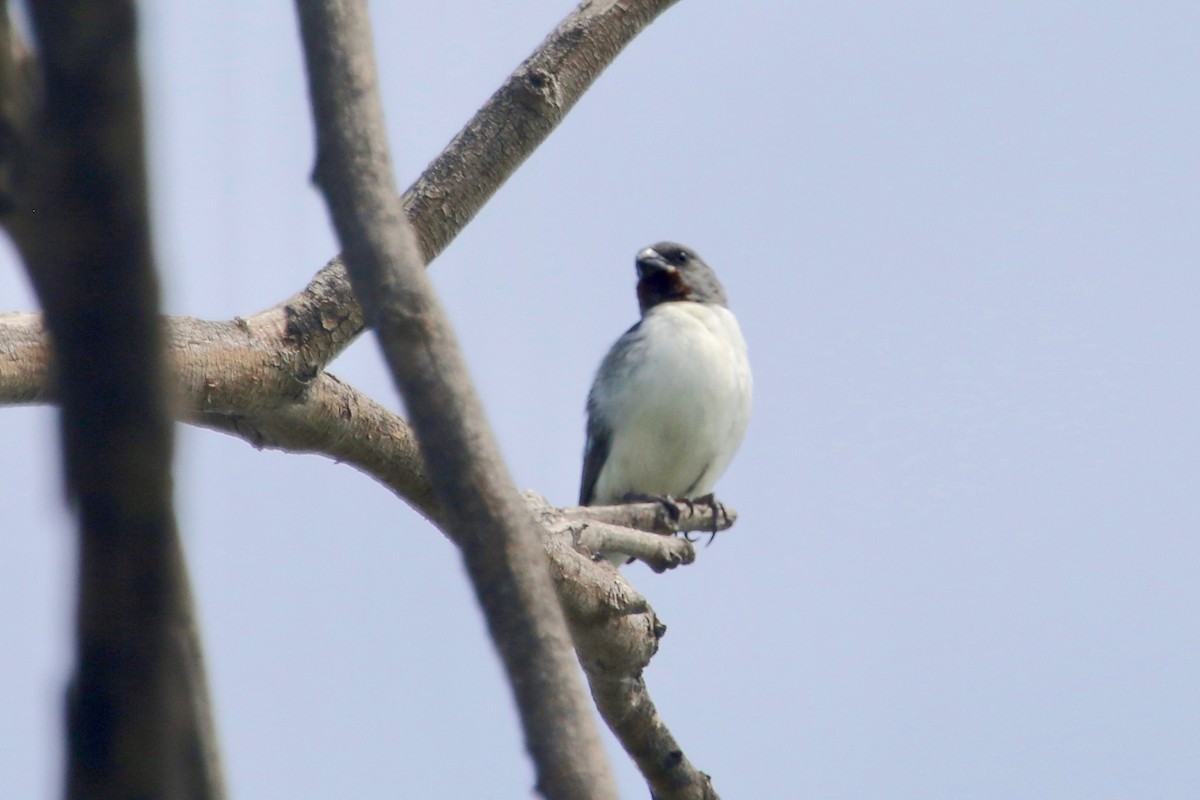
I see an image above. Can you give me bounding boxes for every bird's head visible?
[634,242,728,313]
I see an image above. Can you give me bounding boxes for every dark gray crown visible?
[634,241,727,313]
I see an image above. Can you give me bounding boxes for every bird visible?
[580,241,752,564]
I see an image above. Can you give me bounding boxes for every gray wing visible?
[579,321,643,505]
[578,410,611,506]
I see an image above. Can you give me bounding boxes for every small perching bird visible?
[580,242,752,563]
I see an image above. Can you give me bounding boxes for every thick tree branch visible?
[193,372,439,521]
[294,1,618,798]
[8,2,223,798]
[0,1,37,212]
[0,311,48,402]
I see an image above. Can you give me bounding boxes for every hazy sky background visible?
[3,1,1199,797]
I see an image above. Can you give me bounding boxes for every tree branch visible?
[294,1,617,798]
[589,674,720,800]
[528,494,722,800]
[8,1,223,798]
[192,372,439,522]
[0,0,37,213]
[402,0,684,263]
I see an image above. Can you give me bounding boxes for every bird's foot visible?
[676,496,702,542]
[621,492,683,526]
[690,493,728,546]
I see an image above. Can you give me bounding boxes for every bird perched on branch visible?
[580,242,752,564]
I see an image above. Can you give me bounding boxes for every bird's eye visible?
[672,250,688,264]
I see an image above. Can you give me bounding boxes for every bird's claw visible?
[691,492,727,546]
[616,491,730,550]
[621,492,682,525]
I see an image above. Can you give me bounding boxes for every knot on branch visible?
[516,67,563,111]
[281,257,363,366]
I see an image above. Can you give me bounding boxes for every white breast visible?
[591,302,752,504]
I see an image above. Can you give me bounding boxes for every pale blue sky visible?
[3,2,1199,797]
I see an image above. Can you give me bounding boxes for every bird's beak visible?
[635,247,676,280]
